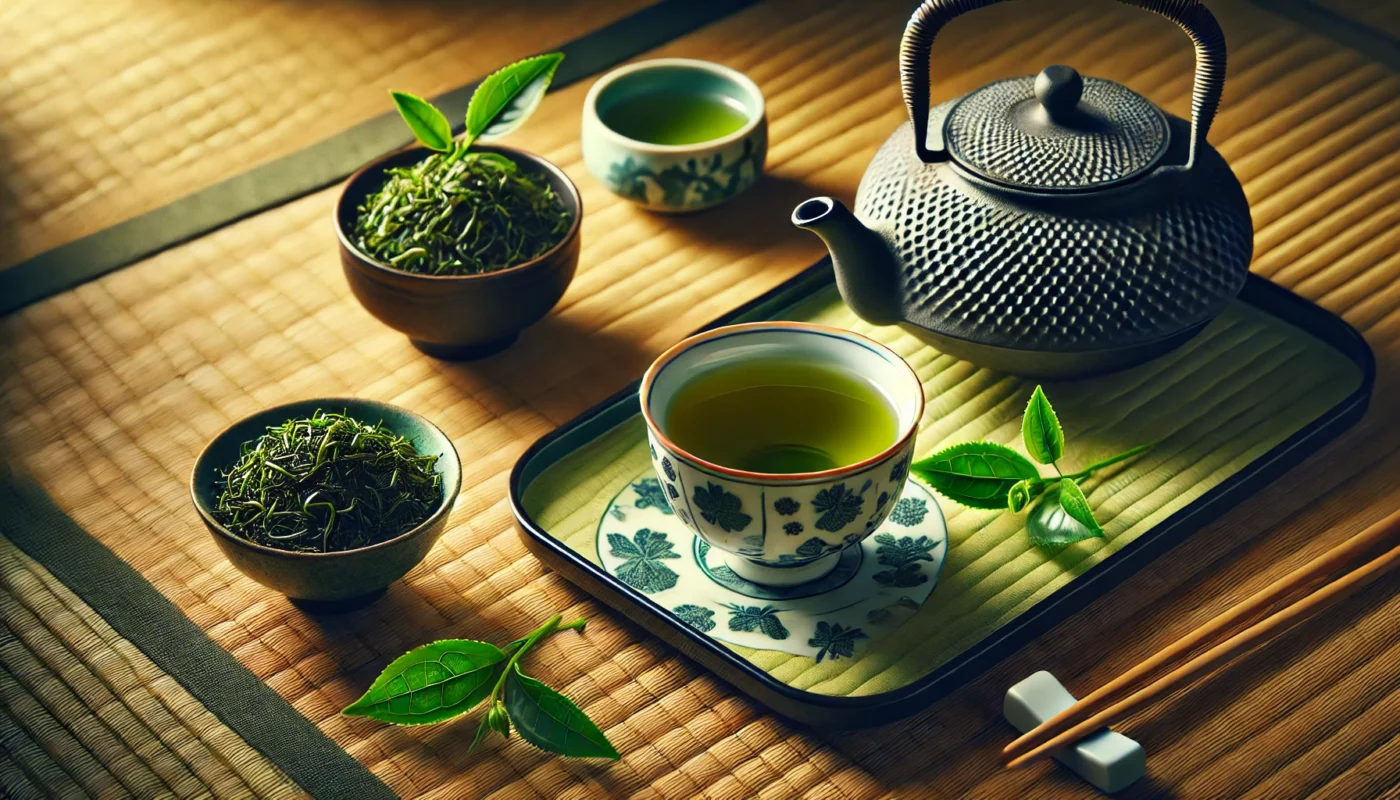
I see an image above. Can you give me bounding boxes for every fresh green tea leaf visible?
[1022,385,1064,465]
[504,666,619,759]
[912,385,1145,549]
[1007,480,1032,513]
[1056,478,1105,537]
[390,91,454,153]
[1026,483,1105,547]
[912,442,1040,510]
[464,52,565,147]
[343,640,505,725]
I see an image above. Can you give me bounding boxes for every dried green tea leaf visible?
[467,152,519,172]
[213,410,442,553]
[353,152,570,276]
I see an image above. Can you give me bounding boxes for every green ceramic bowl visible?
[190,398,461,607]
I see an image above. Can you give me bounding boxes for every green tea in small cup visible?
[641,322,925,587]
[582,58,767,213]
[600,92,750,146]
[665,361,898,474]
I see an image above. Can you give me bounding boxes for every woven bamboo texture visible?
[0,0,649,270]
[523,288,1362,696]
[0,534,302,798]
[1,0,1398,796]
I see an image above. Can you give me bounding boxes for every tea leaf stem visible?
[1017,443,1151,488]
[1060,443,1153,482]
[485,615,587,705]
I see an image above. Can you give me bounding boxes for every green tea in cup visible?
[641,322,925,587]
[665,360,898,474]
[582,58,767,212]
[600,92,750,145]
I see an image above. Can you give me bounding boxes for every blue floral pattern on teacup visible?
[647,431,917,569]
[603,135,764,211]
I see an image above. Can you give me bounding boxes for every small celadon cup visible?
[639,322,925,587]
[582,58,767,213]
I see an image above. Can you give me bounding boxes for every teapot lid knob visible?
[1034,65,1083,123]
[942,63,1169,191]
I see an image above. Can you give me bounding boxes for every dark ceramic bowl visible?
[336,144,582,360]
[190,398,462,608]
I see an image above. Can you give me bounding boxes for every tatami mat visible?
[0,0,651,271]
[0,534,302,798]
[1,0,1398,796]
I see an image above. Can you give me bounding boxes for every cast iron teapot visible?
[793,0,1252,378]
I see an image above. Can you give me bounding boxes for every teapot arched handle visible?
[900,0,1226,171]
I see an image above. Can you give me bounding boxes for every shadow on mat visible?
[653,173,851,252]
[0,126,19,470]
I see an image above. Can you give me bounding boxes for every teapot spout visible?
[791,197,902,326]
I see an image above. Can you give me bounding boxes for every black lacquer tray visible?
[509,260,1374,728]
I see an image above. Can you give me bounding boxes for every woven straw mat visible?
[0,0,648,270]
[2,0,1399,797]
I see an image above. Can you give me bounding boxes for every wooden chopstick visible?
[1002,509,1400,768]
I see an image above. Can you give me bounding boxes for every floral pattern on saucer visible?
[596,475,947,659]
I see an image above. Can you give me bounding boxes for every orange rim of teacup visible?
[639,321,925,483]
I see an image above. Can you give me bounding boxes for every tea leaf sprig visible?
[212,411,441,553]
[355,53,571,275]
[911,386,1149,547]
[343,615,620,760]
[392,52,564,156]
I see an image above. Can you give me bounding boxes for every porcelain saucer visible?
[596,473,947,660]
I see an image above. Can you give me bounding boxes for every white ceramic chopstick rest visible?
[1004,671,1145,793]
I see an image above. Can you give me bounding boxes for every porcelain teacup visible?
[639,322,924,587]
[582,58,767,213]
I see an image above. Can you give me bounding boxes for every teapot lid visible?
[943,65,1170,192]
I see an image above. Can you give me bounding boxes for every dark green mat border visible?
[0,474,397,799]
[1250,0,1400,68]
[0,0,760,315]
